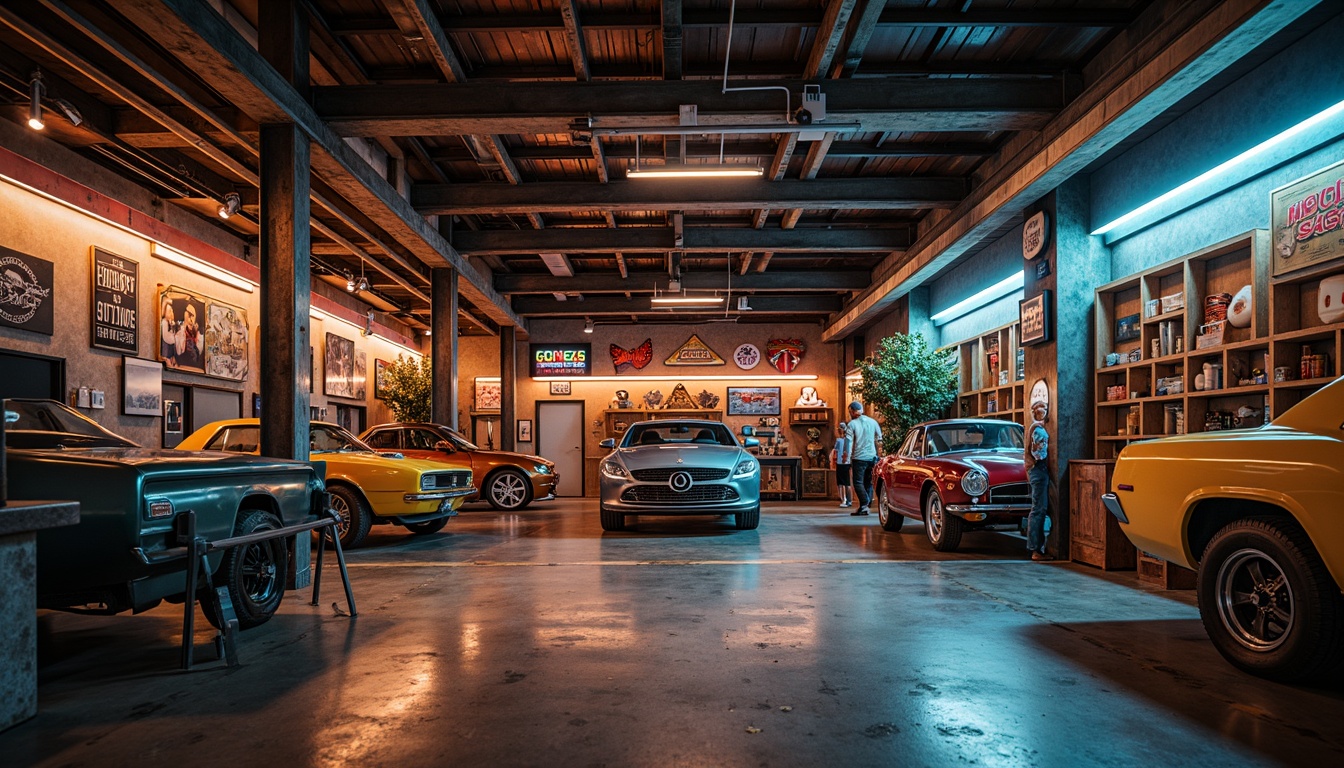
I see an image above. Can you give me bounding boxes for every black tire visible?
[405,517,449,535]
[205,509,288,630]
[486,469,533,511]
[924,490,963,552]
[735,505,761,530]
[599,506,625,531]
[877,482,905,532]
[329,484,373,548]
[1197,517,1344,682]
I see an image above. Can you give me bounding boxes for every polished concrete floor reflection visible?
[6,499,1343,767]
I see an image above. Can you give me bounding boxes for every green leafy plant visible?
[380,354,433,423]
[851,332,957,453]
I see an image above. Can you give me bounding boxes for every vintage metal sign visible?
[766,338,805,373]
[531,343,592,377]
[1271,158,1344,277]
[664,334,725,366]
[1020,290,1052,346]
[91,247,138,352]
[0,245,53,335]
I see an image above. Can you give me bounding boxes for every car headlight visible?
[534,463,553,475]
[600,459,628,479]
[734,458,758,478]
[961,470,989,497]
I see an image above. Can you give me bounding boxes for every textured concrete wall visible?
[0,532,37,732]
[1093,10,1344,277]
[930,226,1025,347]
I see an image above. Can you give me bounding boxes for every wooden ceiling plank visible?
[662,0,682,80]
[559,0,591,83]
[805,0,857,80]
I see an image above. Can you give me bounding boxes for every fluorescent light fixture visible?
[534,374,818,382]
[27,71,44,131]
[1093,96,1344,239]
[151,242,255,293]
[650,295,726,305]
[930,271,1024,326]
[593,122,862,137]
[628,165,763,179]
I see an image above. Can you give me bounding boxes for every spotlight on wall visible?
[584,317,595,334]
[27,70,45,131]
[216,191,241,219]
[52,98,83,127]
[345,270,356,292]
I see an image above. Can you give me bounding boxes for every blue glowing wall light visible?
[930,271,1025,327]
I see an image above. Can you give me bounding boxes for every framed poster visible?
[353,349,367,400]
[1115,313,1141,342]
[374,359,389,400]
[122,356,163,416]
[91,247,138,352]
[203,298,249,380]
[726,386,781,416]
[1020,291,1052,346]
[475,377,501,412]
[549,380,571,395]
[324,332,355,398]
[164,400,183,434]
[157,286,207,374]
[517,419,533,443]
[1271,158,1344,277]
[0,245,53,335]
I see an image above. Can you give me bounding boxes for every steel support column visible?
[499,327,516,452]
[431,267,459,429]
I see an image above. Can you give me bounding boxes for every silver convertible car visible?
[598,420,761,531]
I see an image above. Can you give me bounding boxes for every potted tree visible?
[850,332,957,452]
[380,354,433,423]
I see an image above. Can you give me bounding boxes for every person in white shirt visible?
[845,401,883,516]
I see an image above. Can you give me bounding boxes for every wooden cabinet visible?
[1068,460,1135,570]
[603,408,723,438]
[759,457,801,500]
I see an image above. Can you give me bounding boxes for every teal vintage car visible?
[5,399,327,629]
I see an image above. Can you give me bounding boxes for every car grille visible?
[989,483,1031,505]
[630,467,730,482]
[621,485,740,503]
[425,471,472,489]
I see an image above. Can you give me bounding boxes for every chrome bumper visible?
[945,503,1031,515]
[403,486,475,503]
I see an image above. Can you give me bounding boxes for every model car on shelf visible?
[597,420,761,531]
[1103,376,1344,683]
[360,422,557,511]
[873,419,1031,552]
[5,398,326,629]
[177,419,473,548]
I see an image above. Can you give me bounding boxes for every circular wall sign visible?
[1023,211,1050,260]
[733,343,761,370]
[1029,378,1050,411]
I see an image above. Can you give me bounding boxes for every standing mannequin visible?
[1026,399,1053,561]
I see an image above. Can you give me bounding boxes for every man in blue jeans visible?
[845,401,883,516]
[1026,399,1053,561]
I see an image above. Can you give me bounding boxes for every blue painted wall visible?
[929,224,1025,346]
[1094,11,1344,278]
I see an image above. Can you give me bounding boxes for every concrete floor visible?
[4,499,1342,767]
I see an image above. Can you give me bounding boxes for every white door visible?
[537,401,584,496]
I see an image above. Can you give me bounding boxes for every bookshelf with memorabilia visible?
[603,408,724,439]
[1093,228,1344,458]
[944,321,1026,421]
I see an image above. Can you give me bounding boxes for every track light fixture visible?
[345,270,356,292]
[27,70,45,131]
[357,275,369,292]
[52,98,82,127]
[584,317,594,334]
[216,192,241,219]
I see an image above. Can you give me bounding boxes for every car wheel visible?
[486,469,532,511]
[204,509,288,630]
[923,490,963,552]
[329,485,373,548]
[735,505,760,530]
[877,482,904,532]
[404,517,449,535]
[1198,517,1344,682]
[599,505,625,531]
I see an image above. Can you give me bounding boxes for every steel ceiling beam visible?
[512,294,842,316]
[453,226,908,255]
[496,270,871,294]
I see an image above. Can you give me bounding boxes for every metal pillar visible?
[431,268,459,429]
[499,326,516,451]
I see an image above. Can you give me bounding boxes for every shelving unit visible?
[943,321,1026,421]
[1093,229,1343,458]
[759,457,801,500]
[603,408,723,438]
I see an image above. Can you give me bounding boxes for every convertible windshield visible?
[924,423,1023,456]
[623,422,737,448]
[4,398,138,449]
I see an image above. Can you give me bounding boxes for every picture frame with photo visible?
[726,386,781,416]
[517,419,533,443]
[549,380,571,396]
[324,332,356,398]
[475,377,502,412]
[122,356,163,417]
[374,359,389,400]
[1115,313,1141,342]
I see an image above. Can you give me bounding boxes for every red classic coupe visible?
[872,419,1033,551]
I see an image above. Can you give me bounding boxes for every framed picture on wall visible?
[1115,313,1141,342]
[475,377,501,412]
[324,332,356,398]
[1020,291,1052,346]
[374,359,389,400]
[549,380,570,396]
[517,419,533,443]
[122,356,163,417]
[726,386,781,416]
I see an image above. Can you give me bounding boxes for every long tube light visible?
[151,242,255,293]
[1092,96,1344,239]
[930,271,1024,326]
[649,295,726,305]
[592,122,863,137]
[533,374,818,382]
[628,166,763,179]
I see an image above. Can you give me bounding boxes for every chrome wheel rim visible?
[491,473,527,509]
[330,493,352,538]
[1217,547,1294,652]
[877,487,889,525]
[926,495,943,541]
[239,539,279,604]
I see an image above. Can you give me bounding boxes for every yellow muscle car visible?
[177,419,473,548]
[1103,376,1344,682]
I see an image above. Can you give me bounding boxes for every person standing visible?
[846,401,882,516]
[1026,399,1053,561]
[831,423,853,508]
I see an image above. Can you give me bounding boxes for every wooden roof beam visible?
[453,226,910,254]
[512,294,841,316]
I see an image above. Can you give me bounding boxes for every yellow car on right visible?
[1103,376,1344,683]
